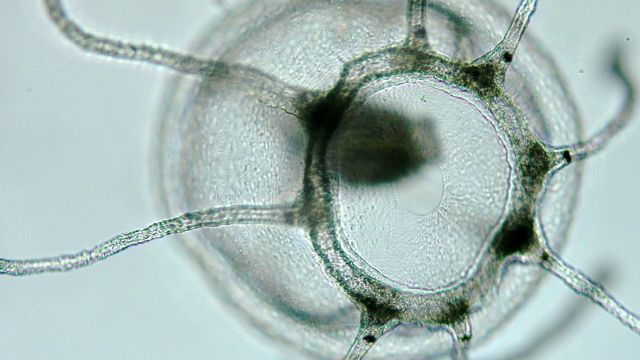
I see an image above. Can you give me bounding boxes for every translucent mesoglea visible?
[2,1,639,359]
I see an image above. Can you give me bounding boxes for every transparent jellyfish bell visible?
[2,0,639,359]
[154,1,580,358]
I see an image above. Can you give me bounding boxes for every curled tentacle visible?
[44,0,223,76]
[552,47,637,163]
[44,0,307,115]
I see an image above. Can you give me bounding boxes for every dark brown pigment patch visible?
[492,210,537,260]
[358,295,402,325]
[520,142,554,194]
[432,299,470,325]
[459,63,499,93]
[363,334,377,343]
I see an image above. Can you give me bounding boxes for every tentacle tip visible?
[610,46,625,74]
[608,41,637,111]
[607,40,635,79]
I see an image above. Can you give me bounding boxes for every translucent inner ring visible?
[332,76,512,291]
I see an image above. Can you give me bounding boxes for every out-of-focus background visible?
[0,0,638,359]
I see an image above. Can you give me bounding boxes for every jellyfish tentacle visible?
[0,204,299,276]
[43,0,222,76]
[530,164,640,334]
[44,0,307,114]
[553,48,637,163]
[473,0,537,76]
[537,248,640,334]
[444,317,472,360]
[345,329,376,360]
[345,313,397,360]
[406,0,429,47]
[492,266,612,360]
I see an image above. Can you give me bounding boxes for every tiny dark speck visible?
[541,251,550,262]
[363,335,377,343]
[562,150,572,163]
[502,52,513,63]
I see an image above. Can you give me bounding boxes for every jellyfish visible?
[1,0,638,359]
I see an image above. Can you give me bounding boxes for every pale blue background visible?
[0,1,638,359]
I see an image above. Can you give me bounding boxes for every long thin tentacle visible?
[43,0,308,114]
[406,0,429,47]
[531,155,640,333]
[43,0,224,76]
[539,249,640,334]
[493,266,612,360]
[0,204,298,276]
[553,48,637,163]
